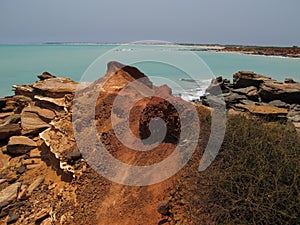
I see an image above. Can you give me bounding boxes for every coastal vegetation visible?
[170,115,300,224]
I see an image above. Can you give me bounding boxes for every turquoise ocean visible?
[0,44,300,100]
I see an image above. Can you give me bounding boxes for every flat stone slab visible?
[0,182,21,208]
[235,104,288,116]
[7,136,37,155]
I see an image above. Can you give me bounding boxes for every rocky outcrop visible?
[0,63,298,224]
[204,71,300,131]
[221,46,300,58]
[0,62,211,224]
[233,71,272,88]
[259,81,300,104]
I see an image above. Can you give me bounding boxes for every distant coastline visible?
[42,42,300,58]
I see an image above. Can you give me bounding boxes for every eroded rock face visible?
[203,71,299,125]
[259,81,300,104]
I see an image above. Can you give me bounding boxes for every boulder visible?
[37,72,56,81]
[0,182,21,209]
[259,81,300,104]
[233,71,272,88]
[7,136,37,155]
[206,76,230,95]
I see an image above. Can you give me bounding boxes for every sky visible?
[0,0,299,46]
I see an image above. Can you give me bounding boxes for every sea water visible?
[0,44,300,101]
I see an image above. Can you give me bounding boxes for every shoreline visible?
[2,42,299,58]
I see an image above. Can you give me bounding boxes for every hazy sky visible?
[0,0,299,46]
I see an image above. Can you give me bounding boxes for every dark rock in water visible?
[259,81,300,104]
[7,136,37,155]
[233,71,272,88]
[37,72,56,81]
[284,78,296,84]
[206,76,230,95]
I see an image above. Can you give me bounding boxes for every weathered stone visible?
[23,158,42,165]
[13,85,34,98]
[259,81,300,104]
[0,151,9,172]
[0,182,21,209]
[16,165,26,174]
[26,164,42,170]
[37,72,56,81]
[29,148,41,158]
[235,104,288,117]
[21,110,50,134]
[26,177,44,197]
[17,185,27,200]
[0,120,21,140]
[7,136,37,155]
[23,105,55,122]
[232,86,259,101]
[239,99,258,106]
[157,200,170,216]
[7,212,19,224]
[269,100,290,108]
[224,93,247,105]
[287,111,300,122]
[34,95,66,110]
[284,78,296,84]
[31,77,78,98]
[233,71,272,88]
[0,112,14,120]
[206,76,230,95]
